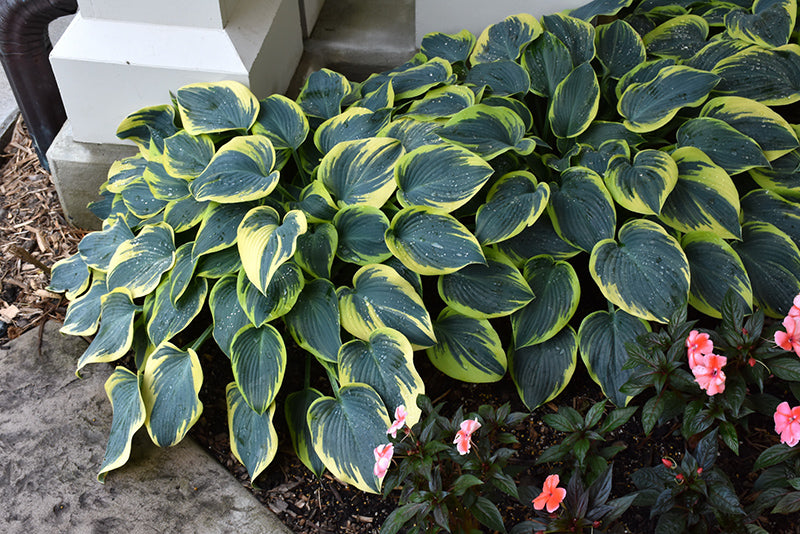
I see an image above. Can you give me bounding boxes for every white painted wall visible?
[78,0,242,28]
[416,0,589,44]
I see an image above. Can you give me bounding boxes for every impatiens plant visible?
[47,0,800,499]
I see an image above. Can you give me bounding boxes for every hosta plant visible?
[48,0,800,494]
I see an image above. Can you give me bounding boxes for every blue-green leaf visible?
[437,104,535,160]
[596,19,646,79]
[522,32,573,98]
[97,367,146,481]
[227,383,278,481]
[230,324,286,414]
[470,14,543,64]
[333,205,391,265]
[510,326,578,410]
[209,274,252,358]
[548,62,600,139]
[548,166,616,252]
[251,94,309,150]
[76,288,137,371]
[542,13,596,65]
[475,170,550,245]
[676,117,769,174]
[285,278,342,364]
[176,80,259,135]
[107,222,176,299]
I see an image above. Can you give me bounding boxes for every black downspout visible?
[0,0,78,171]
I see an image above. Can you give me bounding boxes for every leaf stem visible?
[187,324,214,353]
[292,149,310,187]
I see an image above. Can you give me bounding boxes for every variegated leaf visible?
[227,383,278,481]
[107,223,176,299]
[61,273,108,336]
[77,288,137,371]
[333,205,391,266]
[97,367,146,481]
[230,323,286,414]
[510,326,578,410]
[252,94,309,150]
[604,149,678,215]
[437,104,536,160]
[236,262,303,326]
[470,13,543,64]
[475,170,550,245]
[176,80,259,135]
[208,273,251,357]
[548,166,616,252]
[285,278,342,364]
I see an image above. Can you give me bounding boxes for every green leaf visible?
[97,367,146,481]
[684,38,753,71]
[353,81,394,112]
[542,13,596,65]
[49,252,91,300]
[421,29,476,64]
[395,143,493,213]
[385,206,485,276]
[577,121,645,149]
[116,104,178,151]
[378,116,445,152]
[333,205,392,265]
[189,135,279,203]
[195,246,242,278]
[142,342,203,447]
[643,15,709,60]
[296,68,353,121]
[522,32,573,99]
[338,328,424,426]
[548,62,600,139]
[338,263,436,348]
[725,0,796,48]
[162,130,215,180]
[772,491,800,514]
[512,255,580,348]
[106,222,176,299]
[659,146,741,240]
[236,262,303,326]
[319,137,405,208]
[208,273,250,357]
[591,219,690,323]
[61,273,107,336]
[426,307,507,383]
[676,117,769,175]
[617,65,719,132]
[226,383,278,481]
[167,242,196,303]
[176,80,259,135]
[307,384,391,493]
[438,248,534,319]
[596,19,646,79]
[475,170,550,245]
[548,166,616,253]
[568,0,634,20]
[163,196,209,233]
[145,275,208,346]
[192,201,254,259]
[465,59,530,96]
[285,388,326,477]
[78,215,135,271]
[713,44,800,105]
[237,207,307,295]
[366,57,454,100]
[437,104,535,160]
[749,147,800,196]
[230,323,286,414]
[681,231,752,318]
[120,178,167,219]
[452,473,484,495]
[510,326,578,410]
[285,278,342,364]
[314,107,392,154]
[754,443,800,470]
[251,94,309,150]
[295,222,337,279]
[578,308,650,406]
[605,149,678,215]
[293,180,338,223]
[470,13,543,64]
[731,221,800,317]
[142,161,191,202]
[471,496,506,533]
[105,155,148,194]
[741,188,800,249]
[404,85,475,119]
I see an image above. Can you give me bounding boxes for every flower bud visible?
[661,458,675,469]
[697,467,703,474]
[675,473,684,483]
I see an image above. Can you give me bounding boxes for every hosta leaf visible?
[749,148,800,195]
[353,82,394,112]
[596,19,646,79]
[319,137,405,208]
[512,255,580,348]
[395,144,493,212]
[470,13,543,64]
[741,188,800,248]
[681,231,752,318]
[616,58,677,100]
[337,263,436,348]
[404,85,475,119]
[189,135,279,203]
[481,96,534,132]
[209,273,251,357]
[192,201,255,259]
[713,44,800,105]
[368,57,454,100]
[227,383,278,481]
[378,117,444,152]
[307,384,391,493]
[676,117,769,174]
[116,104,178,150]
[315,107,392,154]
[604,149,678,215]
[296,68,353,121]
[176,80,259,135]
[97,367,146,481]
[421,29,476,64]
[464,59,530,96]
[167,243,196,303]
[252,94,309,150]
[76,288,137,371]
[237,207,307,294]
[475,171,550,245]
[230,323,286,414]
[684,38,753,71]
[285,278,342,364]
[162,130,215,179]
[78,216,134,272]
[618,65,719,132]
[643,14,709,60]
[437,104,536,160]
[146,276,208,346]
[724,0,796,48]
[385,206,485,276]
[195,246,242,278]
[120,178,168,219]
[510,326,578,410]
[338,328,424,426]
[731,221,800,317]
[659,146,741,240]
[107,222,176,299]
[522,32,573,99]
[590,219,690,323]
[61,273,107,336]
[285,388,326,478]
[438,248,533,319]
[293,180,338,223]
[333,205,392,265]
[142,161,191,201]
[426,308,507,383]
[577,121,645,149]
[578,309,650,406]
[295,222,337,279]
[575,139,630,175]
[548,166,616,252]
[236,262,303,326]
[542,13,596,65]
[106,155,148,194]
[700,96,799,161]
[548,62,600,139]
[142,342,203,447]
[163,196,209,233]
[568,0,634,20]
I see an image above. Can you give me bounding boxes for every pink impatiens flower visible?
[774,402,800,447]
[775,315,800,357]
[454,418,481,455]
[387,405,407,438]
[692,353,727,396]
[788,294,800,317]
[532,474,567,513]
[686,330,714,369]
[373,443,393,478]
